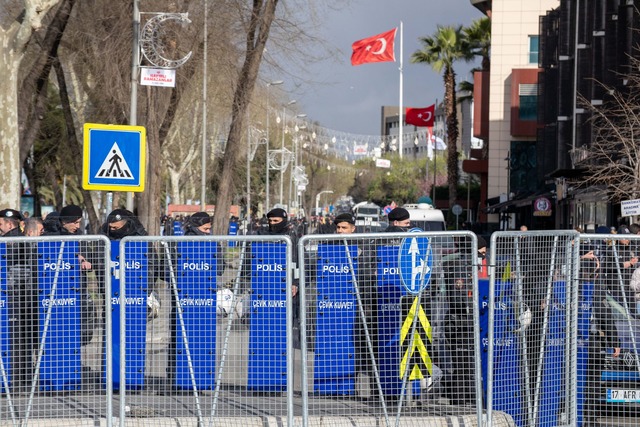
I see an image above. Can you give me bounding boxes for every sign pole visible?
[127,0,141,212]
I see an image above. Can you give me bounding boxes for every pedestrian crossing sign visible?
[82,123,146,192]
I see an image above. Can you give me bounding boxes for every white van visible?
[402,203,446,231]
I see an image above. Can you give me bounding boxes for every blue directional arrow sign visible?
[398,228,433,294]
[82,123,146,192]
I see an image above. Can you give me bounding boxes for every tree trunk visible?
[53,59,100,231]
[444,66,460,212]
[138,87,164,236]
[19,0,75,165]
[0,0,62,209]
[212,0,279,236]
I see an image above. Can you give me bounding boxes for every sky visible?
[284,0,485,136]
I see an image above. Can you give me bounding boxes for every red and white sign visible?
[353,144,368,155]
[376,158,391,168]
[140,68,176,88]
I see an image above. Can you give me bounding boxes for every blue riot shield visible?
[313,243,357,395]
[376,245,405,396]
[37,241,84,391]
[0,244,9,392]
[484,278,525,426]
[173,241,218,390]
[538,281,567,427]
[478,278,490,401]
[228,221,238,247]
[173,221,184,236]
[248,242,287,391]
[107,240,150,390]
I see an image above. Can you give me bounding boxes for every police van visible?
[352,201,386,233]
[403,203,447,231]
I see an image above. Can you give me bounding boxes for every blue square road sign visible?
[82,123,146,192]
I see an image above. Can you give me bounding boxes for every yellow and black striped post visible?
[399,295,433,380]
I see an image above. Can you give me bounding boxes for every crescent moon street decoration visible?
[268,149,292,171]
[140,13,193,69]
[371,37,387,55]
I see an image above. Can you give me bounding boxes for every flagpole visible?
[432,98,438,204]
[398,21,404,159]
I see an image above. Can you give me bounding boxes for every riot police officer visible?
[0,208,38,393]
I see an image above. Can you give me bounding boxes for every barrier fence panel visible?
[486,231,579,427]
[116,235,294,427]
[16,229,640,426]
[576,232,640,427]
[0,235,111,427]
[298,231,506,427]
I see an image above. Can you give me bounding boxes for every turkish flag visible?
[351,28,397,66]
[405,104,435,127]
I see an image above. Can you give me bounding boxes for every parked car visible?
[596,294,640,416]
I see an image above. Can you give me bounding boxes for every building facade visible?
[467,0,560,230]
[539,1,640,231]
[470,0,640,231]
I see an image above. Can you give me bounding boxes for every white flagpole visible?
[432,98,438,203]
[398,21,404,159]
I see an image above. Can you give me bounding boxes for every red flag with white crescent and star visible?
[351,28,397,66]
[405,104,435,127]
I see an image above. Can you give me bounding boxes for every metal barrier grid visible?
[574,233,640,427]
[118,235,294,427]
[0,235,112,427]
[15,230,635,426]
[298,231,492,427]
[486,231,640,427]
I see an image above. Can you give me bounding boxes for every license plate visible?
[607,389,640,403]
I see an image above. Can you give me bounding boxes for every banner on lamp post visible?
[140,68,176,87]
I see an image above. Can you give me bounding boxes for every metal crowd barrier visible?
[574,233,640,427]
[0,235,112,426]
[298,231,488,427]
[485,230,640,427]
[19,230,640,426]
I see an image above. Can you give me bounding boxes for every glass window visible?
[519,84,538,121]
[529,35,539,64]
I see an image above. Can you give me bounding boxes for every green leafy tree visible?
[365,156,423,206]
[412,25,474,210]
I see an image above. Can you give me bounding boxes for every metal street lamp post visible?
[200,0,208,212]
[279,100,296,206]
[279,106,306,207]
[289,124,307,210]
[265,80,283,212]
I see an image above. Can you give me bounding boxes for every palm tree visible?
[457,18,491,110]
[464,17,491,72]
[463,17,491,160]
[411,25,474,212]
[457,78,475,103]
